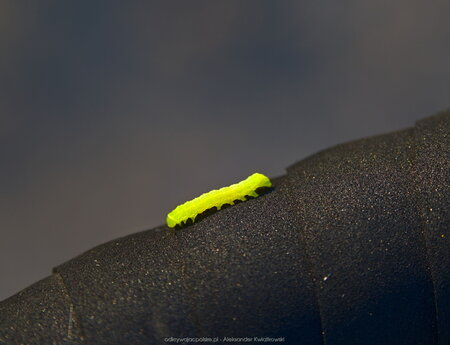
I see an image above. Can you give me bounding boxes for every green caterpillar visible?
[166,173,272,228]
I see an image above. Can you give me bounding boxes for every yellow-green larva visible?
[166,173,272,228]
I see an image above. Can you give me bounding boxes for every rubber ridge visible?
[0,110,448,345]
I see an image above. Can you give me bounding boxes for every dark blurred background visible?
[0,1,449,300]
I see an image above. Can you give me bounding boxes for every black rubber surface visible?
[1,110,448,345]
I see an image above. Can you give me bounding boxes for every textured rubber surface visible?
[0,110,448,345]
[0,274,84,344]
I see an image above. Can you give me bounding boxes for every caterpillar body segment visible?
[166,173,272,228]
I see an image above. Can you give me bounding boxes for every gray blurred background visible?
[0,1,449,300]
